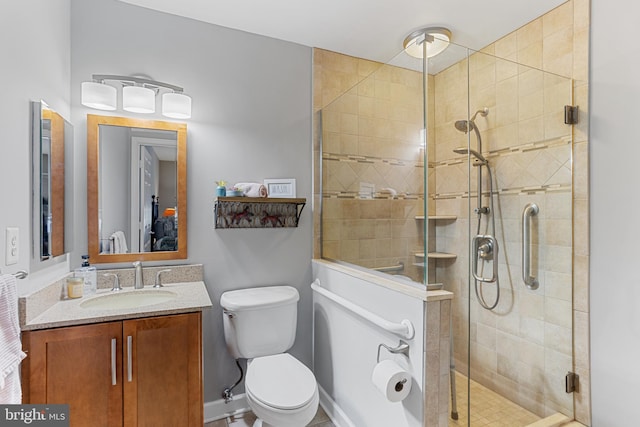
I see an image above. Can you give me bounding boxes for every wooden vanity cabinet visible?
[22,312,203,427]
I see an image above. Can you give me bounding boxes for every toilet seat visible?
[246,353,317,410]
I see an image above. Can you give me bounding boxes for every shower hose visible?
[474,164,500,311]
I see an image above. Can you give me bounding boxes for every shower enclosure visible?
[317,24,574,426]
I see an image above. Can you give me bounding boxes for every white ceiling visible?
[120,0,567,71]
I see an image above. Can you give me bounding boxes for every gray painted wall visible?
[0,0,71,292]
[590,0,640,424]
[70,0,313,403]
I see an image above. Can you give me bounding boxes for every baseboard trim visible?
[318,385,355,427]
[204,394,251,423]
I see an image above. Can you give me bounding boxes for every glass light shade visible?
[122,86,155,113]
[162,92,192,119]
[81,81,117,110]
[403,28,451,59]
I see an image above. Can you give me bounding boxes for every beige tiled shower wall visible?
[314,49,436,282]
[312,0,590,424]
[433,0,590,423]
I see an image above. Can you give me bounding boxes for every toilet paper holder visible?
[377,340,410,362]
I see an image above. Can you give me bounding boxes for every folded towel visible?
[110,231,128,254]
[0,274,26,403]
[234,182,268,198]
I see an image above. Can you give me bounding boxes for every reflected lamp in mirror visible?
[87,114,187,264]
[81,74,191,119]
[31,100,74,266]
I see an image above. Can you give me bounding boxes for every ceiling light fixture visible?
[81,74,191,119]
[403,27,452,59]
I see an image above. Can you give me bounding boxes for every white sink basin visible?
[80,289,178,310]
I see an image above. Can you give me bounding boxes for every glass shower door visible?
[464,52,574,424]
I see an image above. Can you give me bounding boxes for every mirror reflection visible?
[32,100,73,262]
[87,115,187,264]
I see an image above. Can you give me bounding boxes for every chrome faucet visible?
[104,273,122,291]
[133,261,144,289]
[154,269,172,288]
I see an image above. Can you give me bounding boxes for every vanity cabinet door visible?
[22,322,124,427]
[122,312,203,427]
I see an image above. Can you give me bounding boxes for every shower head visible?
[454,108,489,133]
[453,147,487,163]
[454,120,475,133]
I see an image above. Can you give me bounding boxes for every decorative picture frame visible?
[264,178,296,198]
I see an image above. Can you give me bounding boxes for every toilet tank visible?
[221,286,299,359]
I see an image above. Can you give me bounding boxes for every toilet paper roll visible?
[371,359,412,402]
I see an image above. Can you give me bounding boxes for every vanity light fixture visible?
[81,74,192,119]
[81,81,117,111]
[122,85,155,114]
[403,27,452,59]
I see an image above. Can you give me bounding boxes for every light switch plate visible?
[5,227,18,265]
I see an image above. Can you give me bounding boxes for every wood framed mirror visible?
[31,100,74,268]
[87,114,187,263]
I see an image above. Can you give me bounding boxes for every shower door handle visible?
[472,235,498,283]
[522,203,539,290]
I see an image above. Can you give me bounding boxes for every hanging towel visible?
[0,274,26,403]
[110,231,128,254]
[234,182,268,198]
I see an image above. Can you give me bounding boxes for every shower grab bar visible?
[373,262,404,273]
[522,203,539,290]
[311,279,415,339]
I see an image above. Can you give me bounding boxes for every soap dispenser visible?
[75,255,97,296]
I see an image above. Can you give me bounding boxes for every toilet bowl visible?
[220,286,319,427]
[246,354,318,427]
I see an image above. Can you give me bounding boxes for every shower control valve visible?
[477,239,494,260]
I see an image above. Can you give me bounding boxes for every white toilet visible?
[221,286,319,427]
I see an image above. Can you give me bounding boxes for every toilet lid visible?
[246,353,317,410]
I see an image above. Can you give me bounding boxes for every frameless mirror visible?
[87,114,187,263]
[31,100,74,265]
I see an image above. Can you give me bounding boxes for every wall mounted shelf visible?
[414,215,458,220]
[214,197,306,229]
[415,252,457,260]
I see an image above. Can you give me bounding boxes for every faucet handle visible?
[104,273,122,291]
[154,269,172,288]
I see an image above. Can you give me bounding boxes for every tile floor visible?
[204,406,335,427]
[448,371,541,427]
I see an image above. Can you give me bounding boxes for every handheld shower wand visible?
[453,107,501,311]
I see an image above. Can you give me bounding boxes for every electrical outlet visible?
[5,227,18,265]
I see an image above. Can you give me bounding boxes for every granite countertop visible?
[20,264,213,331]
[22,281,212,331]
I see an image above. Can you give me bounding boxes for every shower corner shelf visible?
[415,252,457,260]
[414,215,457,221]
[214,197,306,229]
